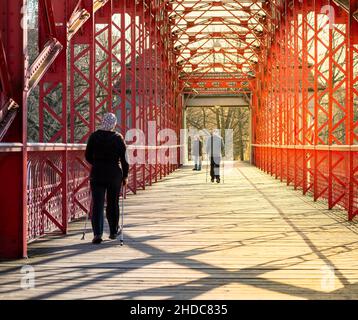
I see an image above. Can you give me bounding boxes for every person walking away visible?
[206,129,224,183]
[192,135,203,171]
[85,113,129,244]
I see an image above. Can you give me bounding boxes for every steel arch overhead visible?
[169,0,270,96]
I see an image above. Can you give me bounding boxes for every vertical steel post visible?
[348,1,358,219]
[0,0,28,258]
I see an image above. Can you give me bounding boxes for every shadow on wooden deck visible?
[1,162,358,300]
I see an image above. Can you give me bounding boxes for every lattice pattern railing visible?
[26,144,181,242]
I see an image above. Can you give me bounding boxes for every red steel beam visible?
[0,0,28,259]
[252,0,357,220]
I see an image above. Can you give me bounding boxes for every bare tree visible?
[187,106,250,161]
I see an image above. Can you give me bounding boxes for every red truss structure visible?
[170,0,269,96]
[0,0,181,258]
[252,0,358,222]
[0,0,357,259]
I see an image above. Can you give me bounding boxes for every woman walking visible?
[85,113,129,244]
[192,135,203,171]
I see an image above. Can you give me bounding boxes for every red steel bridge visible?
[0,0,357,263]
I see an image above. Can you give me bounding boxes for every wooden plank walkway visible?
[1,162,358,300]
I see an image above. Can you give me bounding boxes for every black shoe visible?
[92,236,103,244]
[109,233,118,240]
[211,178,215,183]
[216,178,221,184]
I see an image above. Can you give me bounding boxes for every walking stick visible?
[81,210,90,240]
[81,184,92,240]
[222,159,225,184]
[119,186,126,246]
[206,154,209,184]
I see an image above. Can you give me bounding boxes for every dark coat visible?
[85,130,129,184]
[192,139,203,157]
[206,134,224,158]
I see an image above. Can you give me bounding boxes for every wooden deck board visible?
[1,162,358,300]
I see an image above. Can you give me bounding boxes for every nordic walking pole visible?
[81,184,92,240]
[81,210,89,240]
[223,159,225,184]
[206,154,209,183]
[120,186,126,246]
[81,201,92,240]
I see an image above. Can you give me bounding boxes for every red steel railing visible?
[253,145,358,220]
[25,143,181,242]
